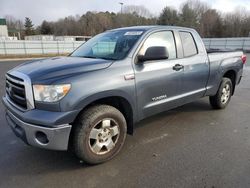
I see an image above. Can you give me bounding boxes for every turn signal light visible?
[241,54,247,64]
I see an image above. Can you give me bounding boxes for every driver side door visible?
[133,30,184,120]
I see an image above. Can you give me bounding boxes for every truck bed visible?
[206,48,238,53]
[207,51,243,63]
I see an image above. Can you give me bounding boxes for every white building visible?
[0,18,8,37]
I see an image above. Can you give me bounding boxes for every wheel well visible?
[77,96,134,135]
[223,70,236,95]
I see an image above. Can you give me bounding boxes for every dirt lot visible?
[0,58,250,188]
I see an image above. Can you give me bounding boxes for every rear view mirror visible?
[137,46,169,62]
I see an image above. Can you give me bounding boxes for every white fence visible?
[0,40,85,55]
[1,38,250,56]
[203,38,250,51]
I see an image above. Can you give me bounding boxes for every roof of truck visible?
[110,25,195,32]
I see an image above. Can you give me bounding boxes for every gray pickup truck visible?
[2,26,246,164]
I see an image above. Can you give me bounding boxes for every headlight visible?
[33,84,71,102]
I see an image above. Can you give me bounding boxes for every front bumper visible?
[2,96,76,151]
[6,110,72,150]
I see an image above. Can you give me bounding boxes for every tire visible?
[209,78,233,109]
[73,104,127,164]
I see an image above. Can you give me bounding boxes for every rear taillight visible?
[241,54,247,64]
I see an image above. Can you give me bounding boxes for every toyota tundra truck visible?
[2,26,246,164]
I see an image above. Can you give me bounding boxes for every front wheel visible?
[73,105,127,164]
[209,78,233,109]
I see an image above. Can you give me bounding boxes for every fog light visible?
[35,131,49,145]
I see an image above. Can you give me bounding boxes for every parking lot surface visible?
[0,58,250,188]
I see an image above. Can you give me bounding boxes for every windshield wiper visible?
[81,56,97,59]
[97,57,117,60]
[78,55,117,60]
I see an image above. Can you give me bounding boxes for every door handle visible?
[173,64,184,71]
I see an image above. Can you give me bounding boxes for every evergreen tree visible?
[24,17,35,35]
[158,7,179,26]
[40,20,53,34]
[179,4,198,29]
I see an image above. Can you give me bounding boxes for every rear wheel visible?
[73,105,127,164]
[209,78,233,109]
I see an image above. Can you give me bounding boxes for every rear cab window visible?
[179,31,198,57]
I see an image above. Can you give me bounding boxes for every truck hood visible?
[11,57,113,82]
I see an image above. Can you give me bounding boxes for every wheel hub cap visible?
[221,84,230,104]
[98,128,111,142]
[88,119,120,155]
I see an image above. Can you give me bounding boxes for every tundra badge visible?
[152,95,167,101]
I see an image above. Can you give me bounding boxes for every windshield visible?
[70,30,144,60]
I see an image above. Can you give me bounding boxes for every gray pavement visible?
[0,57,250,188]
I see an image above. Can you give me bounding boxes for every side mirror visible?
[137,46,169,63]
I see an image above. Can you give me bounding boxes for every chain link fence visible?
[0,40,85,55]
[203,38,250,52]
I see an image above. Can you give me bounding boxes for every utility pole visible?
[18,20,22,40]
[119,2,124,14]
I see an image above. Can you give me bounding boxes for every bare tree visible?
[200,9,223,37]
[123,5,153,18]
[6,1,250,39]
[179,0,209,32]
[4,15,24,39]
[222,7,250,37]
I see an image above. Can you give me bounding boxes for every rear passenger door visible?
[178,31,209,103]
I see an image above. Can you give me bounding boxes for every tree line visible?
[4,0,250,39]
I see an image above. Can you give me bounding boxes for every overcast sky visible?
[1,0,250,25]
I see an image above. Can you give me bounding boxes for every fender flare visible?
[74,90,138,123]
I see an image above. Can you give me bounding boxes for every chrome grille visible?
[6,73,27,110]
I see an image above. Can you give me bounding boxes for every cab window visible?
[138,31,177,60]
[179,32,198,57]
